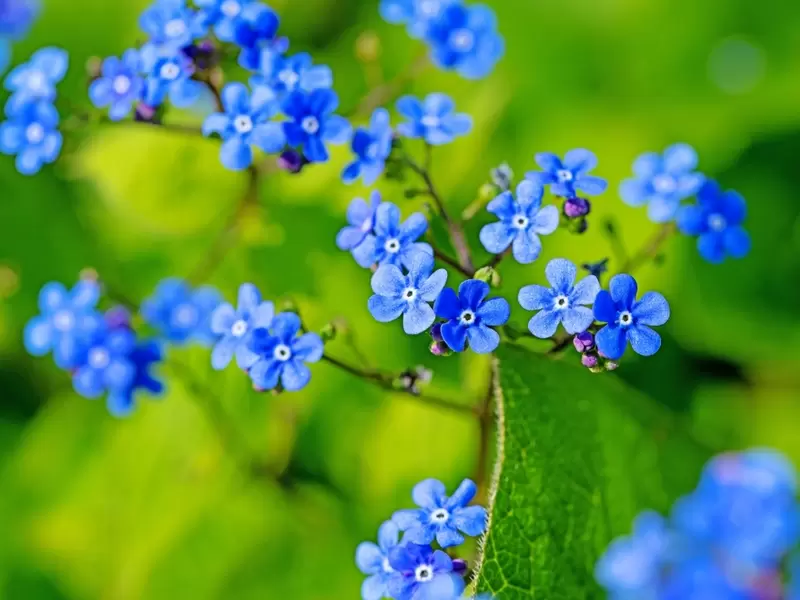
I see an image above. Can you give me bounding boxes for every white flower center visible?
[556,169,573,183]
[450,28,475,52]
[112,74,132,95]
[273,343,292,361]
[431,508,450,523]
[382,557,394,573]
[512,214,529,229]
[25,123,44,144]
[402,287,417,302]
[384,238,401,253]
[231,319,248,337]
[415,564,434,583]
[459,309,475,325]
[707,213,727,232]
[652,173,676,195]
[554,294,569,310]
[418,0,440,17]
[220,0,241,17]
[278,68,300,88]
[52,310,74,331]
[160,62,181,81]
[234,114,253,134]
[164,18,187,39]
[27,70,46,93]
[301,116,320,134]
[421,115,440,128]
[618,310,633,327]
[88,347,110,369]
[174,303,198,327]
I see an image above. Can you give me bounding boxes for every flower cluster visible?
[596,449,800,599]
[356,478,489,600]
[0,0,39,73]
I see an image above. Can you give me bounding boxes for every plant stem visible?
[433,246,475,277]
[473,366,496,502]
[620,223,676,274]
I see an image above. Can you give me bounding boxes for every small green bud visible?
[474,266,501,288]
[320,323,337,342]
[462,183,497,220]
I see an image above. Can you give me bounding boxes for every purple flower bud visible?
[573,331,595,353]
[452,559,468,575]
[563,197,591,218]
[105,306,132,330]
[430,323,444,343]
[581,353,598,369]
[278,149,306,174]
[430,341,449,356]
[135,103,157,123]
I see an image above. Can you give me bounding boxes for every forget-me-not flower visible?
[368,253,447,335]
[138,0,206,50]
[141,278,221,345]
[526,149,607,198]
[342,108,393,186]
[251,50,332,98]
[620,143,706,223]
[392,478,487,548]
[23,280,101,369]
[210,282,274,370]
[593,274,670,360]
[336,190,382,252]
[396,93,472,146]
[479,180,559,264]
[425,3,504,80]
[433,279,510,354]
[352,202,433,270]
[72,323,136,400]
[233,2,280,70]
[518,258,600,338]
[281,89,351,163]
[356,520,403,600]
[676,179,750,264]
[202,82,285,170]
[3,46,68,112]
[0,0,40,73]
[0,99,62,175]
[195,0,254,42]
[247,312,324,392]
[386,543,464,600]
[89,50,144,121]
[143,46,204,108]
[107,338,164,418]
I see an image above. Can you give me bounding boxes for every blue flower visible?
[202,82,285,170]
[592,274,670,360]
[0,99,62,175]
[107,338,164,418]
[392,478,487,548]
[342,108,393,186]
[386,543,463,600]
[380,0,457,38]
[209,282,274,370]
[195,0,254,42]
[595,511,669,598]
[233,2,280,70]
[3,46,68,112]
[0,0,39,41]
[356,520,403,600]
[396,93,472,146]
[141,278,221,345]
[425,3,504,79]
[620,143,706,223]
[139,0,206,50]
[89,50,144,121]
[525,149,607,198]
[336,190,382,252]
[351,202,433,270]
[368,253,447,335]
[247,312,323,392]
[676,179,750,264]
[433,279,510,354]
[143,46,204,108]
[518,258,600,338]
[23,280,102,369]
[72,323,137,401]
[281,89,351,163]
[251,50,332,98]
[478,180,559,264]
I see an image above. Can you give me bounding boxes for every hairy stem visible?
[473,366,496,502]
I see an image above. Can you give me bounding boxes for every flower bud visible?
[563,197,591,218]
[452,559,468,575]
[567,217,589,234]
[277,149,306,174]
[320,322,337,342]
[490,163,513,191]
[474,266,500,288]
[462,183,496,220]
[105,306,132,330]
[135,103,158,123]
[85,56,103,80]
[581,353,598,369]
[430,323,444,343]
[430,340,451,356]
[356,31,381,63]
[573,331,595,353]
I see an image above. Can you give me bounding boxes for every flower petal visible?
[251,302,274,328]
[399,212,428,242]
[352,236,378,268]
[441,320,467,352]
[563,148,597,174]
[697,232,725,264]
[476,297,509,326]
[400,242,433,270]
[280,358,312,391]
[516,179,544,211]
[434,288,461,320]
[452,505,487,536]
[221,82,249,114]
[531,204,559,235]
[574,174,608,195]
[374,202,401,236]
[512,229,542,264]
[479,221,515,254]
[534,152,562,172]
[619,178,650,207]
[527,309,561,338]
[647,195,680,223]
[632,292,670,327]
[720,190,747,226]
[355,542,384,575]
[371,264,406,297]
[609,274,637,308]
[235,344,259,370]
[570,275,600,306]
[663,143,698,174]
[71,280,100,310]
[368,295,406,322]
[676,203,706,236]
[633,152,662,178]
[361,574,387,600]
[252,122,286,154]
[219,137,252,171]
[413,478,447,510]
[467,323,500,353]
[592,290,617,324]
[436,527,465,548]
[396,95,423,119]
[292,333,324,363]
[458,279,489,311]
[545,258,576,293]
[724,226,750,259]
[485,190,516,219]
[236,283,261,315]
[403,301,435,334]
[418,269,448,303]
[211,335,238,370]
[202,112,229,137]
[561,306,594,334]
[392,509,423,530]
[24,316,52,355]
[322,115,351,144]
[628,325,661,357]
[595,324,627,360]
[271,312,301,341]
[445,479,477,510]
[377,520,400,552]
[518,285,553,311]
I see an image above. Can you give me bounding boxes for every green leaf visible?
[475,345,711,599]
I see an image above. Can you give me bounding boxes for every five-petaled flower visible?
[247,312,324,392]
[433,279,510,354]
[89,50,145,121]
[342,108,393,186]
[0,99,62,175]
[3,46,68,112]
[368,253,448,335]
[526,149,607,198]
[195,0,254,43]
[518,258,600,338]
[138,0,206,50]
[281,88,351,163]
[143,46,204,108]
[479,179,559,264]
[386,543,463,600]
[593,274,670,360]
[396,93,472,146]
[141,278,221,346]
[210,283,274,370]
[336,190,382,252]
[356,520,403,600]
[392,478,487,548]
[202,82,285,170]
[676,179,751,264]
[620,143,706,223]
[352,202,433,270]
[72,321,137,401]
[251,50,333,98]
[106,338,164,418]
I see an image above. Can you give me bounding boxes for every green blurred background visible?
[2,0,800,598]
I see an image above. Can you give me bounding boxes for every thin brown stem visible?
[620,223,676,274]
[433,246,474,278]
[485,248,511,270]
